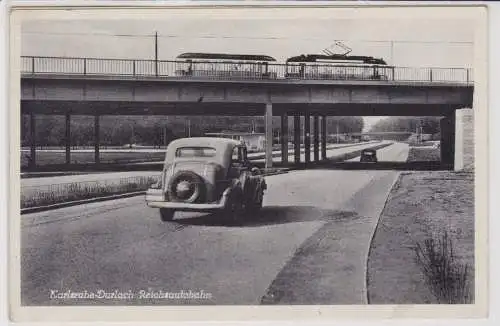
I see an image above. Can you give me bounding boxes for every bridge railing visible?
[21,56,474,84]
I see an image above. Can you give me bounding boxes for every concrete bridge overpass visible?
[20,56,474,170]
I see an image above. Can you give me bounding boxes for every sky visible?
[21,17,475,131]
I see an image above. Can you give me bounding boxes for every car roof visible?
[168,137,241,149]
[165,137,243,164]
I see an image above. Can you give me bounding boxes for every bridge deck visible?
[21,73,472,88]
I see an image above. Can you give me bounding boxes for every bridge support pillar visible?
[313,115,319,162]
[280,114,288,165]
[29,113,36,168]
[293,114,301,165]
[265,103,273,169]
[321,115,327,160]
[94,114,100,165]
[454,108,474,171]
[65,113,71,165]
[440,113,455,168]
[304,109,311,166]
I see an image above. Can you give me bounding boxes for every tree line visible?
[21,115,365,147]
[369,117,441,135]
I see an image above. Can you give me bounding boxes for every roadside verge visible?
[366,145,474,304]
[366,171,475,304]
[260,170,400,305]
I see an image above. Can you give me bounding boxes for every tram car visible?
[284,54,392,81]
[175,52,278,79]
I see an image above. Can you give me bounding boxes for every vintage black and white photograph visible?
[8,2,488,322]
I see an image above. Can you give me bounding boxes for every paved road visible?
[21,143,408,306]
[251,141,390,163]
[346,142,409,162]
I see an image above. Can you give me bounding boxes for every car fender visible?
[248,175,266,203]
[224,179,244,207]
[228,178,246,199]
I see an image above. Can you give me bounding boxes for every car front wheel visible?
[246,190,263,214]
[159,208,175,222]
[223,190,245,225]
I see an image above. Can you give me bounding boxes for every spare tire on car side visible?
[167,170,206,203]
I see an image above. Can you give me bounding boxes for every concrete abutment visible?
[454,108,474,171]
[440,108,474,171]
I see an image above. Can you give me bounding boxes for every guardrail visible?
[21,56,474,84]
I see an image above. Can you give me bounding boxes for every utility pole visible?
[390,41,395,65]
[155,31,158,76]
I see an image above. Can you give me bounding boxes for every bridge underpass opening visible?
[20,103,473,172]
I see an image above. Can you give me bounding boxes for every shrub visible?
[414,230,473,304]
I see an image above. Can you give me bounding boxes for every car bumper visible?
[145,188,230,212]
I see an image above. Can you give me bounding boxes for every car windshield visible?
[175,147,216,158]
[231,146,247,163]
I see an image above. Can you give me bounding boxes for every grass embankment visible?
[367,148,474,304]
[21,176,159,209]
[407,145,441,162]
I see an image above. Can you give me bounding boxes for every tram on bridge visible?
[284,54,392,81]
[174,52,278,79]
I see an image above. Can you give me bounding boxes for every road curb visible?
[364,172,402,304]
[21,191,146,215]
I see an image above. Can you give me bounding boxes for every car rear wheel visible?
[159,208,175,222]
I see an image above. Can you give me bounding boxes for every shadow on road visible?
[173,206,359,228]
[311,161,451,171]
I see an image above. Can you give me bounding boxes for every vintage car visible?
[360,148,378,163]
[145,137,267,223]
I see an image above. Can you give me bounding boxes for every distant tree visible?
[370,117,440,134]
[24,114,368,147]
